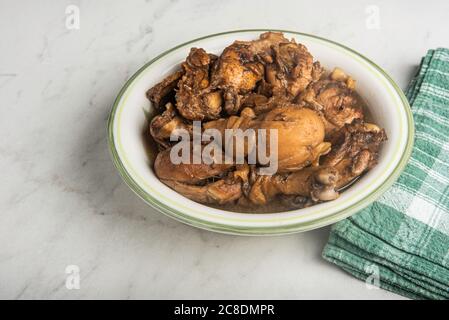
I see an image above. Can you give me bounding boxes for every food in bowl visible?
[145,32,387,213]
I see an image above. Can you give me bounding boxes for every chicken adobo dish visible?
[146,32,387,213]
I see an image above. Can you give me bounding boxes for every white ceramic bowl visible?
[108,29,414,235]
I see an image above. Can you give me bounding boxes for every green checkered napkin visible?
[322,49,449,300]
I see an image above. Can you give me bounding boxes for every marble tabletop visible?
[1,0,448,300]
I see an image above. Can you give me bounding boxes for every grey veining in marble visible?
[1,0,448,299]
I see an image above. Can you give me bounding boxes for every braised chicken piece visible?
[175,48,223,120]
[210,44,263,115]
[154,145,233,184]
[149,102,192,149]
[250,106,331,172]
[245,32,290,58]
[265,42,323,98]
[211,32,290,115]
[245,121,386,207]
[247,166,339,205]
[204,105,331,172]
[162,174,243,205]
[145,32,387,212]
[146,70,184,109]
[154,146,245,205]
[297,68,364,138]
[321,120,387,189]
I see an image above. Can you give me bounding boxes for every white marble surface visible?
[1,0,448,300]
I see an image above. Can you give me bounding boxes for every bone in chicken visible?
[321,120,387,189]
[203,104,331,173]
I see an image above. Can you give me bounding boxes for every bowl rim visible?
[107,29,415,235]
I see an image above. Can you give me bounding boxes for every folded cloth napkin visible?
[322,48,449,300]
